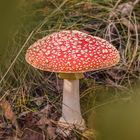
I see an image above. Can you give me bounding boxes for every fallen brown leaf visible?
[110,0,140,17]
[0,100,16,124]
[21,128,43,140]
[47,126,57,139]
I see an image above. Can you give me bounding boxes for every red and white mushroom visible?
[25,30,120,133]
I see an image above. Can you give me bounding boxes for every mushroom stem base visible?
[58,117,85,130]
[57,117,85,136]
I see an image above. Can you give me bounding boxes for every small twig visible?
[121,17,140,31]
[133,0,140,5]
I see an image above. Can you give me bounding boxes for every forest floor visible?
[0,0,140,140]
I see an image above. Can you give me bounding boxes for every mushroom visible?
[25,30,120,134]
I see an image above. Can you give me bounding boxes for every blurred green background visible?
[0,0,140,139]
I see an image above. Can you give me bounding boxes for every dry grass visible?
[0,0,140,139]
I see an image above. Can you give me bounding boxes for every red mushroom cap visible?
[25,30,120,73]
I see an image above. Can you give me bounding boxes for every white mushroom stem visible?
[59,79,85,130]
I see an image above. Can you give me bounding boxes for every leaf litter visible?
[0,0,140,140]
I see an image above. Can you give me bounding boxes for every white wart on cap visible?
[25,30,120,73]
